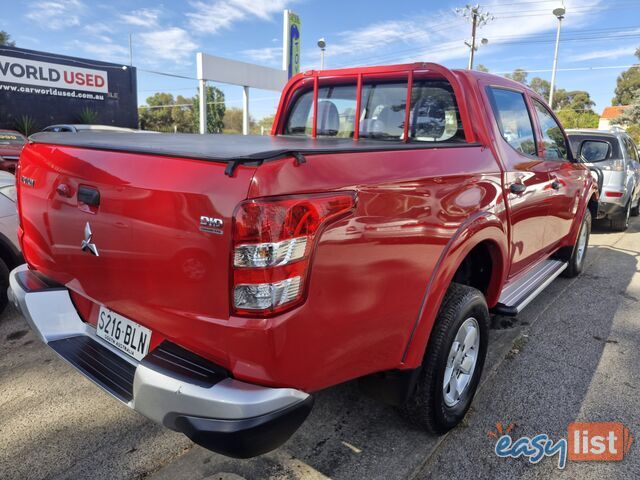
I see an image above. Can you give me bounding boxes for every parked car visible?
[567,128,640,231]
[42,124,142,133]
[10,63,596,458]
[0,171,23,313]
[0,129,26,173]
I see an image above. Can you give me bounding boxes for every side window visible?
[623,137,639,161]
[487,87,537,156]
[533,100,569,161]
[285,84,357,137]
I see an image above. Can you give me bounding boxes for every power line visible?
[493,64,640,74]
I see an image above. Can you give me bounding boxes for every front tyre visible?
[402,283,489,434]
[562,208,591,278]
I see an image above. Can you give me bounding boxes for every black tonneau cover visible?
[29,132,472,163]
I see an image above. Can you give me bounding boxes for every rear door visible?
[486,86,551,276]
[530,99,585,250]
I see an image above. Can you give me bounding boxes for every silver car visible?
[568,129,640,231]
[0,171,23,313]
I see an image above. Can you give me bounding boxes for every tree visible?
[613,93,640,130]
[611,48,640,105]
[556,108,599,129]
[171,95,196,133]
[475,64,489,73]
[223,107,256,134]
[255,115,275,135]
[0,31,15,47]
[505,68,528,84]
[138,93,197,133]
[529,77,551,99]
[192,85,226,133]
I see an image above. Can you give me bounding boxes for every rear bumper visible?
[596,200,626,219]
[8,264,313,458]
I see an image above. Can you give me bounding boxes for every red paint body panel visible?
[17,64,595,392]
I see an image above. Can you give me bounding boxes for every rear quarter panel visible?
[236,145,506,390]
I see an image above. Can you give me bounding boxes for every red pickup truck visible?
[10,63,596,458]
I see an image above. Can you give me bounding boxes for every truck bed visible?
[29,132,471,163]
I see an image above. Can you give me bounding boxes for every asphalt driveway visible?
[0,219,637,480]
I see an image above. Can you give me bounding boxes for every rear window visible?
[284,79,464,143]
[568,135,620,160]
[0,133,25,146]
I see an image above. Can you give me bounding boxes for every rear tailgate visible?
[18,143,256,348]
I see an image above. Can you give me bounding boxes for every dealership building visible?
[0,46,138,131]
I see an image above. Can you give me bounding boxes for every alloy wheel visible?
[443,317,480,407]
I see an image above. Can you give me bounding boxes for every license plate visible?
[96,306,152,361]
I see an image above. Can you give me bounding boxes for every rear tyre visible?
[562,209,591,278]
[0,258,9,315]
[611,201,631,231]
[402,283,489,434]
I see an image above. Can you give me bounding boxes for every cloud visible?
[120,8,162,28]
[571,46,639,62]
[187,0,289,35]
[324,0,605,68]
[241,46,282,65]
[70,39,130,64]
[137,28,198,63]
[25,0,85,30]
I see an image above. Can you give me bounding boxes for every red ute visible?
[0,129,26,173]
[11,63,596,458]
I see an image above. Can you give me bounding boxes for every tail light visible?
[605,191,624,198]
[602,160,624,171]
[232,192,356,317]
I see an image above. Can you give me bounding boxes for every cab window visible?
[284,78,464,143]
[533,100,569,161]
[487,87,537,156]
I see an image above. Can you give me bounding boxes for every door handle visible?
[510,183,526,194]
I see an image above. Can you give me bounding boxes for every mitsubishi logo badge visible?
[81,222,99,256]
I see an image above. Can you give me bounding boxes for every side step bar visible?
[493,259,567,316]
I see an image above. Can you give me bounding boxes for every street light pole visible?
[549,5,566,108]
[317,38,326,70]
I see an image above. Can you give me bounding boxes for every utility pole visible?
[456,4,493,70]
[468,10,478,70]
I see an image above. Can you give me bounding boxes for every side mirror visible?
[579,140,610,163]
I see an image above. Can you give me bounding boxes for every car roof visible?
[566,129,626,139]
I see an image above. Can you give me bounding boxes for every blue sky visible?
[1,0,639,119]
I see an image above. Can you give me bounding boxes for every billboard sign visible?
[283,10,301,78]
[0,55,109,96]
[0,46,137,130]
